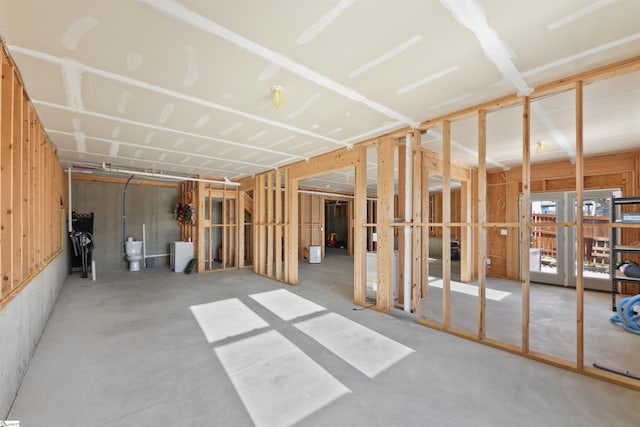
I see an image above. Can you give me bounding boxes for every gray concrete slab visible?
[0,250,68,417]
[8,253,640,426]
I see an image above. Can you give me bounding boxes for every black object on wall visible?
[69,211,95,278]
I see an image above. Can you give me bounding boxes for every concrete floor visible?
[422,258,640,375]
[8,249,640,426]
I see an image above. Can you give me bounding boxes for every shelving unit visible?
[610,196,640,311]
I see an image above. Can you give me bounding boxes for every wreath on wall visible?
[174,202,195,224]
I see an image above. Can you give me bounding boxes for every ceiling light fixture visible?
[535,141,546,155]
[271,85,284,108]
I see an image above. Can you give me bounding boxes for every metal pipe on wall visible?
[67,168,73,232]
[122,175,135,256]
[142,223,147,268]
[102,162,240,186]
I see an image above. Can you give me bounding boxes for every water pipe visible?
[122,175,135,256]
[102,162,239,186]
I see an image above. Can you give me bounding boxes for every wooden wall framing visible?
[412,60,640,391]
[185,181,242,273]
[0,44,65,308]
[250,169,288,282]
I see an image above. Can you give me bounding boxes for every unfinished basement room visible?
[1,1,639,426]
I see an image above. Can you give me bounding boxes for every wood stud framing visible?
[0,45,65,307]
[441,121,452,328]
[575,82,585,370]
[411,130,422,314]
[376,139,394,313]
[477,110,487,339]
[2,42,639,390]
[353,146,367,306]
[275,170,283,281]
[520,97,531,353]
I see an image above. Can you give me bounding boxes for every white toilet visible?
[125,237,143,271]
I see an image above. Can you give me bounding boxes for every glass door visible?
[568,190,613,291]
[527,190,614,289]
[529,192,566,286]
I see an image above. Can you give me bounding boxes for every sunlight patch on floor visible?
[250,289,326,321]
[295,312,414,378]
[428,277,511,301]
[214,330,350,427]
[190,298,269,343]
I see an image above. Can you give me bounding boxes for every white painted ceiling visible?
[0,0,638,193]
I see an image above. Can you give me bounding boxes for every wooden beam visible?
[477,110,487,339]
[460,180,472,283]
[266,172,274,277]
[0,52,3,294]
[197,182,205,272]
[575,82,585,370]
[238,187,245,269]
[421,152,430,299]
[353,146,367,306]
[397,142,405,305]
[37,125,44,266]
[288,147,360,180]
[12,77,23,286]
[43,143,49,257]
[411,129,422,315]
[222,184,228,268]
[521,97,531,353]
[283,169,289,283]
[21,94,30,279]
[258,174,266,275]
[376,139,394,313]
[28,107,36,272]
[251,180,260,274]
[299,193,307,260]
[347,198,354,256]
[287,175,299,284]
[238,176,255,191]
[1,54,14,295]
[442,121,451,328]
[275,170,283,281]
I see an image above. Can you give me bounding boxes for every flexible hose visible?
[610,294,640,335]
